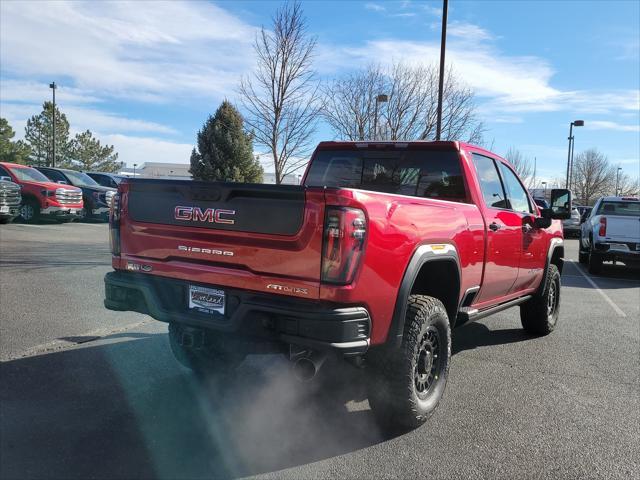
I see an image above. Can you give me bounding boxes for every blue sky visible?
[1,0,638,183]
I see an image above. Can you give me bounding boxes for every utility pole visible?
[435,0,449,141]
[49,82,57,167]
[373,94,388,140]
[565,120,584,189]
[615,167,622,196]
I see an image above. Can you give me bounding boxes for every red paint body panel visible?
[112,141,562,346]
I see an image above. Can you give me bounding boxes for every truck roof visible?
[599,196,639,202]
[314,140,501,159]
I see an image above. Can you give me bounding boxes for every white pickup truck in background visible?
[579,196,640,274]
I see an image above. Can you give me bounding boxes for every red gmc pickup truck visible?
[104,141,571,430]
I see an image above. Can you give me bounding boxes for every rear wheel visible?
[19,199,40,223]
[367,295,451,432]
[0,218,10,225]
[520,263,560,335]
[168,323,245,377]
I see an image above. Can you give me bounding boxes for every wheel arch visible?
[20,192,41,206]
[545,237,564,280]
[385,244,461,348]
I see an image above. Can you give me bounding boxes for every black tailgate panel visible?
[127,179,305,235]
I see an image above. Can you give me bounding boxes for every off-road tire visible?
[520,263,560,335]
[168,323,245,377]
[0,218,10,225]
[367,295,451,432]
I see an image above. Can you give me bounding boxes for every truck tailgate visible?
[603,215,640,240]
[119,180,325,294]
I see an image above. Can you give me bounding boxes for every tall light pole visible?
[541,181,547,199]
[435,0,449,141]
[373,94,388,140]
[133,163,138,177]
[49,82,57,167]
[565,120,584,189]
[615,167,622,196]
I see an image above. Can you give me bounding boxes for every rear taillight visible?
[321,207,367,284]
[599,217,607,237]
[109,192,121,255]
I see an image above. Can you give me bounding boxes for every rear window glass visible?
[596,201,640,217]
[305,150,467,202]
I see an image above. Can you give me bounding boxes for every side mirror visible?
[0,176,13,182]
[534,216,552,229]
[547,189,572,220]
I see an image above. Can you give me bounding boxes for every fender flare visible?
[385,243,461,348]
[543,237,564,281]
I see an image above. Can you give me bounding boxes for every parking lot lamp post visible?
[615,167,622,196]
[133,163,137,177]
[565,120,584,189]
[373,94,388,141]
[435,0,449,141]
[541,181,547,199]
[49,82,57,167]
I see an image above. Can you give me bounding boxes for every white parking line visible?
[569,261,627,318]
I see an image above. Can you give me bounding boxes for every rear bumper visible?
[104,270,370,355]
[594,242,640,263]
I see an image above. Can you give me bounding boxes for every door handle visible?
[522,223,533,233]
[489,222,500,231]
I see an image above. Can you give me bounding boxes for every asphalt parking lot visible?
[1,221,639,480]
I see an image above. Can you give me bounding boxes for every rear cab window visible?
[305,149,469,203]
[596,200,640,217]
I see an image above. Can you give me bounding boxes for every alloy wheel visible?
[414,326,442,399]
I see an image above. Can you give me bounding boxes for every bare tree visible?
[614,170,640,197]
[239,1,321,184]
[504,147,534,187]
[322,63,484,144]
[572,149,616,205]
[322,65,385,141]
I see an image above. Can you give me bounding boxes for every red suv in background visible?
[0,162,83,223]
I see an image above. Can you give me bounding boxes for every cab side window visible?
[94,175,110,187]
[472,154,508,209]
[497,162,533,214]
[41,169,66,183]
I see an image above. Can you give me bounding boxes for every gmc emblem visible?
[174,206,235,225]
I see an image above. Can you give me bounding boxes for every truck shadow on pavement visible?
[1,322,535,480]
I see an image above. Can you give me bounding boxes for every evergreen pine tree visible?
[189,101,263,183]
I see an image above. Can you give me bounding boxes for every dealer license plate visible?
[188,285,225,315]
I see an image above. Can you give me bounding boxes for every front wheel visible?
[367,295,451,431]
[19,199,40,223]
[520,263,560,335]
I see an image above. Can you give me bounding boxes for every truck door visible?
[471,153,522,303]
[496,162,546,292]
